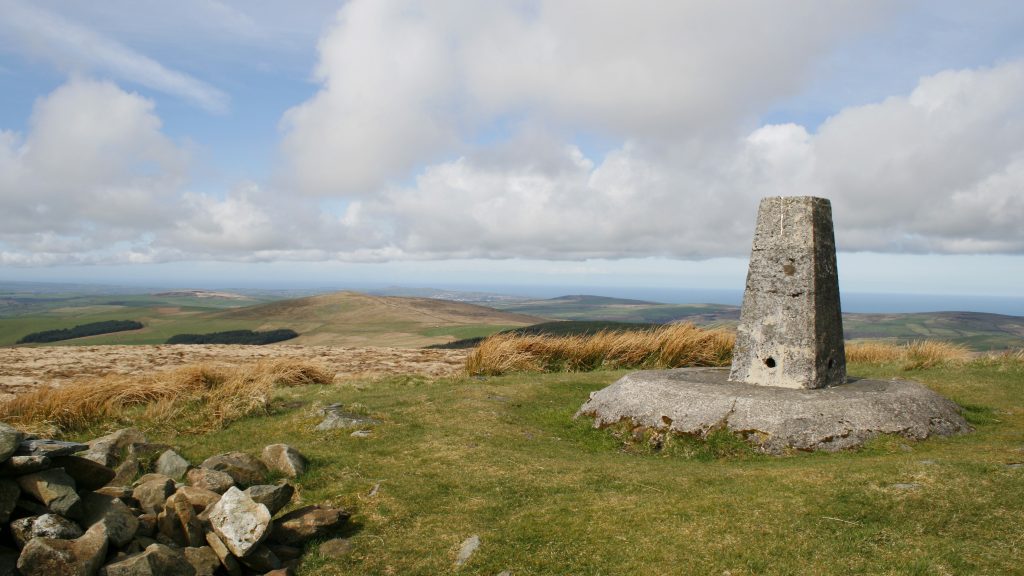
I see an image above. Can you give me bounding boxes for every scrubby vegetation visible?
[466,323,735,375]
[166,328,298,345]
[16,320,143,344]
[427,320,661,349]
[0,359,332,435]
[846,339,973,369]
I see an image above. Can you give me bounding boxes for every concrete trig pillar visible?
[728,196,846,389]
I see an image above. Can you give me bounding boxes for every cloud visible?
[0,78,189,261]
[0,0,229,112]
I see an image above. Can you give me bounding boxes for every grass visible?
[2,344,1022,574]
[466,323,736,375]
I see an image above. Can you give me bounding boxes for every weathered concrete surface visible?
[577,368,970,453]
[729,196,846,389]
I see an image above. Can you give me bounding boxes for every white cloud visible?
[0,0,229,112]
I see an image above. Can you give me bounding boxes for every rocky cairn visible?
[0,423,350,575]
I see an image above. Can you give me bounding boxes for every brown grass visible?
[465,323,735,376]
[844,340,973,370]
[0,359,333,436]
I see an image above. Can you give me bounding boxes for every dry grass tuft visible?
[845,340,973,370]
[466,323,735,376]
[0,359,334,436]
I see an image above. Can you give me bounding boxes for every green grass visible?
[85,358,1024,575]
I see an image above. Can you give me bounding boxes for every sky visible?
[1,0,1023,305]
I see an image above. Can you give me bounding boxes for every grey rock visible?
[243,483,294,516]
[577,368,972,453]
[50,456,115,491]
[316,404,381,431]
[317,537,352,559]
[207,487,271,557]
[0,455,51,476]
[266,544,301,561]
[0,547,17,576]
[80,492,139,548]
[237,545,280,572]
[16,440,88,459]
[11,514,83,548]
[15,498,49,516]
[101,543,195,576]
[455,535,480,566]
[127,444,172,472]
[185,468,234,494]
[182,546,220,576]
[110,457,140,488]
[154,451,189,481]
[350,430,373,439]
[156,492,204,548]
[0,479,20,523]
[16,523,107,576]
[93,486,134,501]
[270,505,350,546]
[260,445,307,478]
[891,483,921,490]
[16,468,81,518]
[497,571,512,576]
[730,196,845,389]
[0,424,24,462]
[84,429,147,467]
[134,473,173,487]
[1007,463,1024,470]
[199,453,266,487]
[204,532,242,576]
[132,478,175,515]
[135,515,157,539]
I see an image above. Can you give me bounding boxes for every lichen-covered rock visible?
[110,458,140,488]
[270,505,350,546]
[260,445,307,478]
[84,429,147,468]
[204,532,242,576]
[0,455,51,477]
[50,456,115,491]
[132,478,175,515]
[154,451,189,481]
[79,492,139,548]
[11,514,83,548]
[185,468,234,494]
[176,486,220,514]
[100,543,195,576]
[156,492,203,548]
[16,469,81,519]
[182,546,220,576]
[16,440,87,459]
[207,487,271,557]
[16,523,107,576]
[199,453,266,487]
[0,479,20,524]
[243,483,294,516]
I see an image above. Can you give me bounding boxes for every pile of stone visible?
[0,423,350,575]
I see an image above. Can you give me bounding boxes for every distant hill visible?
[153,290,251,300]
[489,295,740,325]
[546,295,658,305]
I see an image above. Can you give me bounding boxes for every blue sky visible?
[1,1,1023,305]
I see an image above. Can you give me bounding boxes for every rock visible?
[156,492,204,548]
[182,546,220,576]
[100,543,195,576]
[110,458,140,488]
[134,474,173,487]
[577,367,973,454]
[237,545,280,572]
[93,486,134,502]
[317,537,353,559]
[127,444,172,472]
[207,487,271,557]
[243,483,294,516]
[15,498,49,516]
[270,505,350,546]
[84,429,147,467]
[50,456,116,491]
[350,430,373,439]
[0,424,25,462]
[176,486,221,513]
[16,440,88,459]
[199,453,267,487]
[0,479,20,523]
[11,514,84,548]
[0,455,51,476]
[263,568,295,576]
[0,547,17,576]
[266,544,301,561]
[260,445,307,478]
[132,478,175,515]
[315,404,381,431]
[154,451,189,481]
[185,469,234,494]
[136,515,157,539]
[16,523,107,576]
[891,483,921,490]
[16,468,81,518]
[204,532,242,576]
[455,535,480,566]
[79,492,139,548]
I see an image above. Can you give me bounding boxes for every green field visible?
[62,356,1024,575]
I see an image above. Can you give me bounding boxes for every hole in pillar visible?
[764,357,776,368]
[828,358,836,370]
[783,259,796,276]
[661,415,673,427]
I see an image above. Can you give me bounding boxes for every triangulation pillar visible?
[728,196,846,389]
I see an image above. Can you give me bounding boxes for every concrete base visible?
[575,368,971,453]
